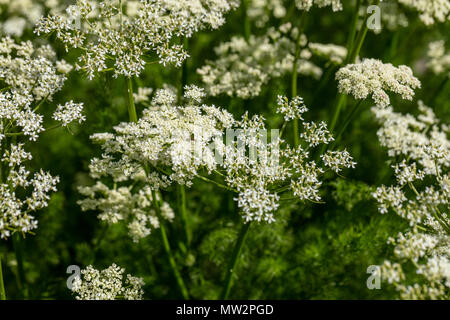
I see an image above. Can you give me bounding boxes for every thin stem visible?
[332,100,363,146]
[345,0,362,63]
[408,183,450,233]
[0,254,6,300]
[312,64,338,101]
[196,175,237,192]
[12,233,27,299]
[177,185,191,246]
[33,95,49,113]
[126,77,138,123]
[6,123,64,137]
[329,94,347,133]
[175,38,191,247]
[387,30,400,61]
[431,77,449,106]
[220,222,251,300]
[326,2,372,152]
[316,93,346,160]
[291,11,308,148]
[243,0,251,41]
[347,0,377,65]
[152,190,189,300]
[348,22,368,63]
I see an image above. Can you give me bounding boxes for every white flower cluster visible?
[320,150,356,173]
[370,2,409,33]
[0,0,62,37]
[78,86,233,238]
[336,58,421,107]
[35,0,238,79]
[52,101,86,126]
[0,38,84,240]
[373,102,450,299]
[398,0,450,25]
[223,96,355,222]
[133,87,153,104]
[0,143,59,239]
[87,86,234,186]
[308,42,347,65]
[0,37,85,140]
[247,0,287,28]
[295,0,343,12]
[427,40,450,78]
[71,264,144,300]
[198,25,332,99]
[276,95,308,121]
[300,121,334,147]
[78,183,174,242]
[372,102,449,175]
[81,91,356,224]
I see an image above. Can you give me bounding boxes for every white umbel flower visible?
[36,0,238,79]
[336,58,421,107]
[427,40,450,78]
[52,101,86,126]
[296,0,343,12]
[399,0,450,25]
[71,264,144,300]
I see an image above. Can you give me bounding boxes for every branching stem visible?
[220,222,251,299]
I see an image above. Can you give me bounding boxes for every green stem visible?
[0,254,6,300]
[316,94,346,160]
[220,222,251,300]
[347,17,369,64]
[327,1,372,147]
[177,185,191,246]
[152,190,189,299]
[312,64,338,101]
[196,175,237,192]
[126,77,138,123]
[332,100,363,146]
[243,0,251,41]
[329,94,347,133]
[345,0,361,63]
[291,11,308,148]
[175,40,191,247]
[387,31,400,61]
[12,233,27,299]
[431,77,449,106]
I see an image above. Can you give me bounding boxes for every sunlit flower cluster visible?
[398,0,450,25]
[78,183,176,242]
[0,0,63,37]
[222,95,355,222]
[295,0,343,12]
[71,264,144,300]
[427,40,450,78]
[336,58,421,107]
[198,24,328,99]
[308,42,347,65]
[0,38,84,240]
[0,143,59,239]
[78,86,233,238]
[373,1,409,33]
[247,0,286,28]
[372,101,449,175]
[373,102,450,299]
[35,0,238,79]
[0,37,84,140]
[80,92,355,224]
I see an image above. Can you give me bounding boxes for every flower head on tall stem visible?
[35,0,239,79]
